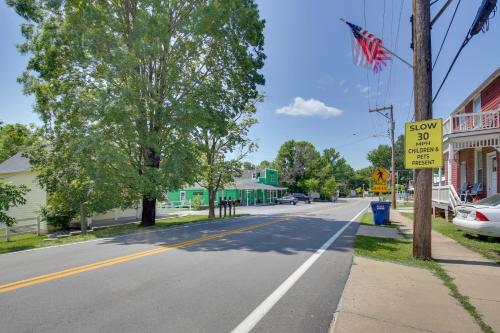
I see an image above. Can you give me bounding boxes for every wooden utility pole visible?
[369,105,396,209]
[412,0,433,259]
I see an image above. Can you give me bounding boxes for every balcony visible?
[444,109,500,135]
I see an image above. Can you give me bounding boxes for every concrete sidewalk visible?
[391,210,500,331]
[331,256,480,333]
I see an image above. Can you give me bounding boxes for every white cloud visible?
[276,97,343,118]
[360,86,371,93]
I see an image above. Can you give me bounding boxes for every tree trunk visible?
[141,196,156,227]
[140,146,160,227]
[208,186,216,219]
[80,204,87,235]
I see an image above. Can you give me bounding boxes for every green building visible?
[165,168,287,206]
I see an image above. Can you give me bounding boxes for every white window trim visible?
[473,95,481,113]
[179,191,186,202]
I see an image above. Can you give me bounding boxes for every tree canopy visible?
[0,122,35,163]
[10,0,266,225]
[0,179,29,227]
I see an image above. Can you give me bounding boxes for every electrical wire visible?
[433,0,497,102]
[375,0,387,107]
[433,0,461,69]
[383,0,405,107]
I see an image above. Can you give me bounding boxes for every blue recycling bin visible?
[370,201,391,225]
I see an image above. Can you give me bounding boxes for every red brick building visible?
[442,68,500,201]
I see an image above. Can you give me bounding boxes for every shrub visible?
[191,194,203,210]
[41,194,78,230]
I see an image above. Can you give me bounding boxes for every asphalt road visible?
[0,198,370,333]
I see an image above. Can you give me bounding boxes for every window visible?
[460,161,467,185]
[179,191,186,202]
[193,191,204,197]
[473,96,481,113]
[459,108,467,130]
[475,149,483,190]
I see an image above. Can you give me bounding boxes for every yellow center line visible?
[0,217,291,294]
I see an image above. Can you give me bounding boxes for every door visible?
[179,191,186,203]
[460,161,467,187]
[486,153,497,197]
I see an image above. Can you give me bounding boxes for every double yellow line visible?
[0,217,290,294]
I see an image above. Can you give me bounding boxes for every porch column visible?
[438,167,443,186]
[254,190,257,206]
[448,144,454,187]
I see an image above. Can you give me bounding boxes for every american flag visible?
[344,20,392,73]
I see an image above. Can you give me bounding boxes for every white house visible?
[0,152,142,232]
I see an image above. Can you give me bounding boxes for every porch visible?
[432,108,500,213]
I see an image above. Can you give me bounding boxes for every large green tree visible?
[0,122,35,163]
[194,103,258,218]
[366,144,391,170]
[273,140,321,192]
[0,180,29,227]
[10,0,265,226]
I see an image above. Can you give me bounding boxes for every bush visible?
[191,194,203,209]
[41,195,78,230]
[191,195,203,210]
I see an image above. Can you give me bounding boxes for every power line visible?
[433,0,497,102]
[375,0,387,107]
[383,0,405,107]
[433,0,461,69]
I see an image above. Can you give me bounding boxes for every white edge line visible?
[231,204,369,333]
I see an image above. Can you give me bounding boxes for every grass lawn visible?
[402,212,500,263]
[358,212,399,229]
[354,234,435,269]
[0,214,245,255]
[397,201,414,208]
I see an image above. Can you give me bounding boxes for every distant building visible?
[166,168,287,206]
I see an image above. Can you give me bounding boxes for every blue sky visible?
[1,1,499,169]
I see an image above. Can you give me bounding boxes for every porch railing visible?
[444,109,500,135]
[432,185,461,212]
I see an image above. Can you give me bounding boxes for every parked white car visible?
[453,194,500,237]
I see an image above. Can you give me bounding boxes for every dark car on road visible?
[292,193,311,204]
[275,195,298,205]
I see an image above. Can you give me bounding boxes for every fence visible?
[1,216,43,241]
[156,200,193,215]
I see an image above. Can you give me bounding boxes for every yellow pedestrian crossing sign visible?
[372,167,390,183]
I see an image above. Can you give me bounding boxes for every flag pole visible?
[340,18,413,69]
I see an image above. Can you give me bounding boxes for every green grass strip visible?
[0,214,247,255]
[401,212,500,264]
[354,214,494,333]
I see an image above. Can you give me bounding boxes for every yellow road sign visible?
[405,119,443,169]
[372,184,388,193]
[372,167,390,183]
